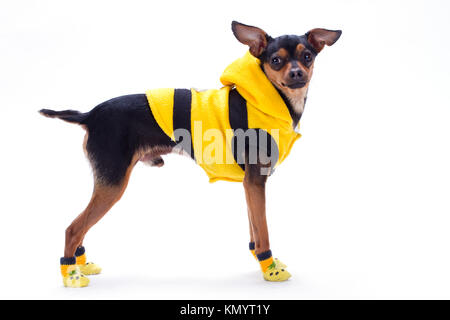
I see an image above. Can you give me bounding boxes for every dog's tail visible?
[39,109,88,125]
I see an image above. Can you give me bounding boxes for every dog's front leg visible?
[243,161,291,281]
[243,163,270,253]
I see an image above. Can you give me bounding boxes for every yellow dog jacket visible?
[146,51,301,183]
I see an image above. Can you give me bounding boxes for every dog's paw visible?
[263,267,291,282]
[63,266,90,288]
[78,262,102,275]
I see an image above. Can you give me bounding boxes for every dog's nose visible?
[289,68,303,79]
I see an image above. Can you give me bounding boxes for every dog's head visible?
[232,21,341,100]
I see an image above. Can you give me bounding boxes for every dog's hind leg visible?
[64,177,131,257]
[51,93,172,287]
[66,154,137,255]
[60,153,139,287]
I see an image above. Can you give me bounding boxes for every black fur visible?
[84,94,175,185]
[41,94,174,185]
[39,109,89,124]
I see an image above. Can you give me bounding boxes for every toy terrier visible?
[40,21,341,287]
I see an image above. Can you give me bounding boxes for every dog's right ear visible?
[231,21,269,57]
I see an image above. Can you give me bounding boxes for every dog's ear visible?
[306,28,342,53]
[231,21,269,57]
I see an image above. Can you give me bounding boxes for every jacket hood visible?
[220,51,293,126]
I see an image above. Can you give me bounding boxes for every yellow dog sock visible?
[256,250,291,282]
[60,256,89,288]
[257,250,276,272]
[75,246,102,275]
[75,246,86,265]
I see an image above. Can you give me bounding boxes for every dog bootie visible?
[60,257,89,288]
[249,242,287,269]
[257,250,291,282]
[75,246,102,275]
[78,262,102,275]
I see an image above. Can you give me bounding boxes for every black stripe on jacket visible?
[228,88,279,174]
[229,89,249,171]
[173,89,195,160]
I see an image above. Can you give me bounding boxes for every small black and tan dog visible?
[40,21,341,287]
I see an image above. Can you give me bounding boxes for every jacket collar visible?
[220,51,294,127]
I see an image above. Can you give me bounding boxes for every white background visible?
[0,0,449,299]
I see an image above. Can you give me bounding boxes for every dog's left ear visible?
[306,28,342,53]
[232,21,269,57]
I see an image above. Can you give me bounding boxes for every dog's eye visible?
[271,57,281,65]
[304,52,312,63]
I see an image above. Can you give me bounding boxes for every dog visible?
[40,21,341,287]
